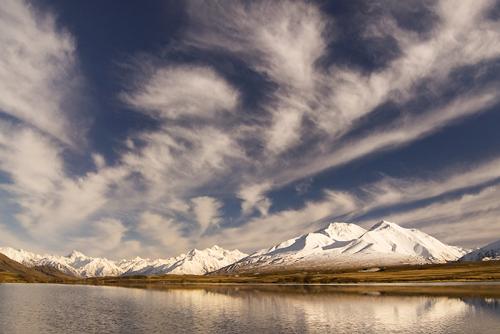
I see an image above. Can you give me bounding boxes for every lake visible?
[1,284,500,333]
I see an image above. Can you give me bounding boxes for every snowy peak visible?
[118,246,248,276]
[0,248,123,277]
[263,233,331,255]
[66,254,123,277]
[0,246,247,277]
[460,239,500,262]
[261,222,366,256]
[342,220,466,262]
[217,220,467,274]
[0,247,42,266]
[165,246,248,275]
[67,250,87,259]
[369,220,401,231]
[320,222,367,240]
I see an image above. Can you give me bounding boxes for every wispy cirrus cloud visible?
[184,0,329,153]
[371,185,500,248]
[275,87,500,185]
[121,65,239,120]
[177,0,500,189]
[0,0,87,146]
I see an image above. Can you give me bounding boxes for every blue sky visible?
[0,0,500,258]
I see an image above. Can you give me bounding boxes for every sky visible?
[0,0,500,259]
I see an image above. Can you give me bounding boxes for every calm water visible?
[1,284,500,333]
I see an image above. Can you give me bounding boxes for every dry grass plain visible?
[3,259,500,297]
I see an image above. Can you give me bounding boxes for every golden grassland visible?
[0,268,73,284]
[67,260,500,297]
[75,260,500,286]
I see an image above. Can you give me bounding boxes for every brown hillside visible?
[0,253,74,283]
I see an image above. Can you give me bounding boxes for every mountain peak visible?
[67,250,87,258]
[323,221,362,231]
[369,220,401,231]
[217,220,466,274]
[324,221,353,230]
[1,245,248,277]
[320,222,367,241]
[186,248,203,258]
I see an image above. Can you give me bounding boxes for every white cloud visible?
[237,181,273,216]
[372,185,500,248]
[121,66,238,119]
[0,0,85,145]
[316,0,500,135]
[205,190,360,251]
[136,211,189,255]
[0,62,245,257]
[185,1,326,89]
[181,0,500,184]
[0,222,34,251]
[0,122,63,196]
[69,218,128,256]
[191,196,223,231]
[165,199,191,214]
[0,120,129,244]
[274,88,499,186]
[122,125,245,201]
[356,157,500,212]
[185,0,327,153]
[265,108,303,154]
[92,153,106,170]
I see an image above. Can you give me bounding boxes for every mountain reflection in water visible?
[0,284,499,333]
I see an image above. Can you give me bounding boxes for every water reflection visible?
[0,284,499,333]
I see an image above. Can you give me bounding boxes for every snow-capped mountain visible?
[0,248,123,277]
[459,240,500,262]
[0,245,247,277]
[341,221,465,262]
[0,221,471,277]
[120,246,247,276]
[217,221,467,274]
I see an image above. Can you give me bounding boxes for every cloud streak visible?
[0,0,86,145]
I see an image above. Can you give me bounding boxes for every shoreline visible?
[4,280,500,299]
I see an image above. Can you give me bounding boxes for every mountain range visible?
[1,220,498,277]
[0,252,73,283]
[0,245,247,278]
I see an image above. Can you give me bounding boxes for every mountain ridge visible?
[0,245,247,278]
[460,239,500,262]
[0,220,478,277]
[215,220,467,274]
[0,253,74,283]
